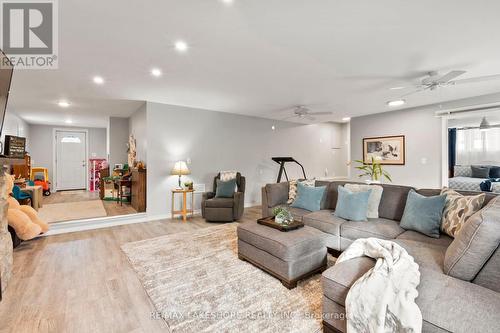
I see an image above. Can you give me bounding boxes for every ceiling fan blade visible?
[400,86,429,97]
[435,70,466,83]
[452,74,500,85]
[308,111,333,116]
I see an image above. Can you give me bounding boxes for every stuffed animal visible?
[4,173,49,240]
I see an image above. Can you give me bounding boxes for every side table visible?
[171,189,194,222]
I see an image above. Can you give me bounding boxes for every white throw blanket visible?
[336,238,422,333]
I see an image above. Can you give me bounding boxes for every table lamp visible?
[171,160,190,189]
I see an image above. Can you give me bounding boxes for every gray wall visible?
[128,103,147,165]
[350,108,442,188]
[108,117,129,168]
[146,102,349,218]
[29,125,107,185]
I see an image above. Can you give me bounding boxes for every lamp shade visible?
[171,161,190,176]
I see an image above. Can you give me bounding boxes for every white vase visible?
[365,179,381,185]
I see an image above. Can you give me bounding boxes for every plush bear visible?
[4,173,49,240]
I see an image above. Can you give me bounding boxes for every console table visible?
[171,189,194,222]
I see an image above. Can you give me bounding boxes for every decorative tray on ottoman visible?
[257,216,304,232]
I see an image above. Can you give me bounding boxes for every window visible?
[456,128,500,165]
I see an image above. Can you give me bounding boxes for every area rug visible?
[38,200,107,223]
[121,224,334,333]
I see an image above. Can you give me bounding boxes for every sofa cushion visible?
[322,257,374,306]
[204,198,234,208]
[445,196,500,281]
[396,231,453,248]
[287,179,314,204]
[237,222,326,261]
[345,184,383,218]
[340,218,405,240]
[393,239,446,272]
[440,188,485,237]
[473,247,500,292]
[334,186,371,221]
[323,261,500,333]
[265,182,289,207]
[291,182,326,212]
[302,210,345,236]
[400,190,446,239]
[378,184,414,221]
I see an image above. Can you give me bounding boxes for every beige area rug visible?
[122,224,335,333]
[38,200,107,223]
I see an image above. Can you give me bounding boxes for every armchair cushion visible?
[215,179,236,198]
[204,198,234,208]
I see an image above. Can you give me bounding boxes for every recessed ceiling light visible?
[151,68,162,77]
[65,119,73,124]
[389,86,405,90]
[58,100,70,108]
[93,76,104,85]
[174,40,189,52]
[387,99,406,107]
[220,0,234,4]
[342,117,351,122]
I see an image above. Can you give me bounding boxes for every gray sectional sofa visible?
[261,181,500,333]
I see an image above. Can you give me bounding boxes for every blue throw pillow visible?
[290,182,326,211]
[215,179,236,198]
[334,186,371,221]
[490,166,500,178]
[400,189,446,238]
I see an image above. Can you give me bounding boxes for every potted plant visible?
[272,207,294,225]
[183,181,194,190]
[354,157,392,184]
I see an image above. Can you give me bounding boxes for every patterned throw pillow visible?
[287,179,315,204]
[440,188,485,237]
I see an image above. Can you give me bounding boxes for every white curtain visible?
[456,128,500,165]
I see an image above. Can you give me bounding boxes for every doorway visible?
[54,130,88,191]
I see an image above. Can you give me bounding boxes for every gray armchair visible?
[201,173,245,222]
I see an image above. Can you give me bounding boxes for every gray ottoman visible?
[237,221,328,289]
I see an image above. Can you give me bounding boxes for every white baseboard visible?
[43,202,261,236]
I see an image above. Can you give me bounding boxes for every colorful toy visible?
[4,173,49,240]
[30,167,51,196]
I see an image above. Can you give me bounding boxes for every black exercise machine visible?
[271,157,307,183]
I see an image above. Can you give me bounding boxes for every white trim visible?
[52,128,89,192]
[43,201,261,236]
[441,117,449,188]
[44,213,149,236]
[435,103,500,117]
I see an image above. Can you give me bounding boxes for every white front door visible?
[55,130,87,190]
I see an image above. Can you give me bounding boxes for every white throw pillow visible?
[344,184,383,219]
[287,179,315,204]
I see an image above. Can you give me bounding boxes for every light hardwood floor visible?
[43,190,137,219]
[0,206,262,333]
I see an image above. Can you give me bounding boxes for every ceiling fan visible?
[401,70,500,97]
[279,105,333,121]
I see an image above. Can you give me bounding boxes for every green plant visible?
[272,207,294,224]
[354,157,392,182]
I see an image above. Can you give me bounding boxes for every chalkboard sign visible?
[4,135,26,158]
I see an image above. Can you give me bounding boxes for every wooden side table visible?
[171,189,194,222]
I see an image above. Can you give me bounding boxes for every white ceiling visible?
[7,0,500,127]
